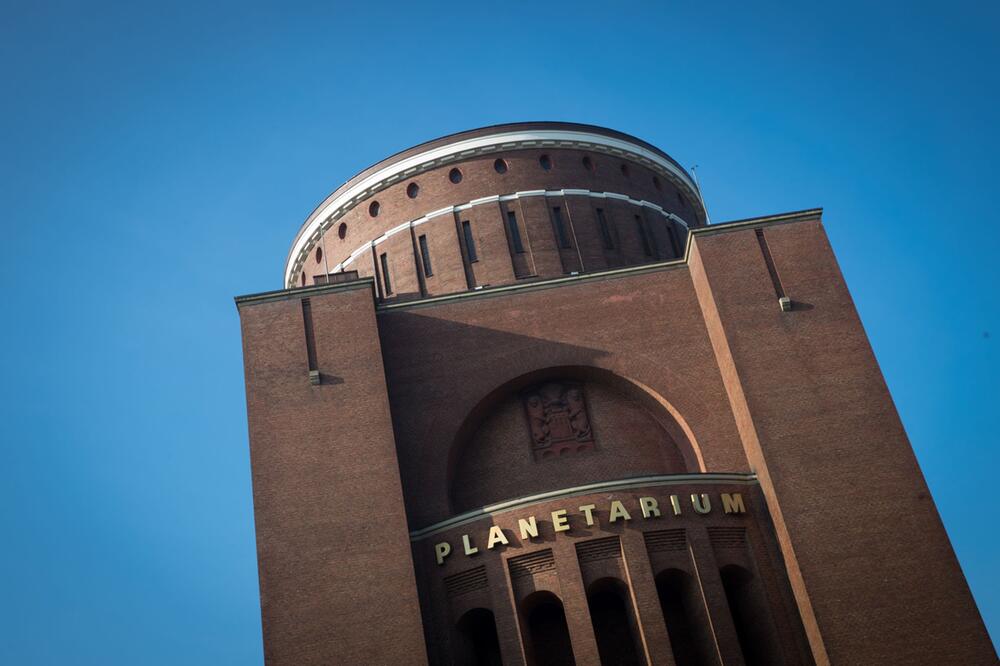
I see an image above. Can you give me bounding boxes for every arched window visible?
[720,565,780,666]
[455,607,502,666]
[522,591,575,666]
[587,578,642,666]
[656,569,713,666]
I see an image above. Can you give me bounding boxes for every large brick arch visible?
[446,366,702,513]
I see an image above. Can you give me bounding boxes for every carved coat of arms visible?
[522,382,595,459]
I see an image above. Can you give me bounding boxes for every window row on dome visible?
[364,154,686,218]
[361,202,686,300]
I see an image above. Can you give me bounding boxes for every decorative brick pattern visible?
[576,536,622,563]
[708,527,747,550]
[508,550,556,579]
[644,529,687,553]
[444,566,488,598]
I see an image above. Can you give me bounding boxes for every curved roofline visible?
[284,122,706,287]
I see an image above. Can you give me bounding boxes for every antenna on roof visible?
[689,164,712,225]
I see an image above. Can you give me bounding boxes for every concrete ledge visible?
[235,276,376,309]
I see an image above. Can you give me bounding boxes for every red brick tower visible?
[237,122,993,665]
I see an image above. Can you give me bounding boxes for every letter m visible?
[722,493,746,514]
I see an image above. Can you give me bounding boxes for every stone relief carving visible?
[522,382,595,460]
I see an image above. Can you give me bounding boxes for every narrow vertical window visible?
[552,207,570,248]
[635,215,652,256]
[596,208,614,250]
[379,252,392,294]
[462,220,478,262]
[506,211,524,253]
[667,224,681,257]
[418,234,433,277]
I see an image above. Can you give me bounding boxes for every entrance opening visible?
[455,608,502,666]
[587,578,642,666]
[522,591,575,666]
[720,565,779,666]
[655,569,712,666]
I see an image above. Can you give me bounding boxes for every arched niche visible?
[447,366,702,514]
[586,577,643,666]
[521,591,575,666]
[454,607,502,666]
[655,568,715,666]
[720,565,782,666]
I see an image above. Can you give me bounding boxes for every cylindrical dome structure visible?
[285,122,707,298]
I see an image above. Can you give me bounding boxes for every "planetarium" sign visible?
[434,491,747,565]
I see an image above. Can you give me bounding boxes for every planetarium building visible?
[236,122,993,665]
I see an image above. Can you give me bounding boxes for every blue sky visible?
[1,1,996,663]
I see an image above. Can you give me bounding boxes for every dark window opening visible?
[656,569,712,666]
[621,163,630,178]
[379,252,392,295]
[369,200,380,217]
[449,168,463,184]
[721,565,779,666]
[582,155,594,171]
[552,207,571,248]
[337,222,348,239]
[407,182,420,198]
[635,215,652,256]
[418,234,433,277]
[455,608,502,666]
[506,211,524,253]
[596,208,614,250]
[539,154,552,171]
[462,220,478,262]
[523,592,575,666]
[588,579,641,666]
[494,158,508,174]
[653,176,662,190]
[315,246,323,263]
[667,223,681,257]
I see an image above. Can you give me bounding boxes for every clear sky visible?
[1,1,997,663]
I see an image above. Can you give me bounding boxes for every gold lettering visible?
[434,541,451,565]
[552,509,571,532]
[639,496,661,518]
[579,504,597,526]
[487,526,509,549]
[609,500,632,522]
[722,493,746,514]
[670,494,682,515]
[691,493,711,514]
[519,516,539,540]
[462,533,479,555]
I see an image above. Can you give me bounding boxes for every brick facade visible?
[237,123,994,665]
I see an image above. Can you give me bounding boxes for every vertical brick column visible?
[485,555,527,666]
[237,281,427,665]
[687,215,995,664]
[620,529,677,665]
[552,540,602,664]
[688,527,745,666]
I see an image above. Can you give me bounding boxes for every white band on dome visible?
[285,130,704,287]
[329,189,691,273]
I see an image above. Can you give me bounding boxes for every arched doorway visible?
[719,565,780,666]
[655,569,712,666]
[522,591,575,666]
[586,578,642,665]
[455,607,502,666]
